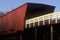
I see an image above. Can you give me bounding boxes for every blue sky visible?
[0,0,60,13]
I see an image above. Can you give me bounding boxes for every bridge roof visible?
[25,3,55,19]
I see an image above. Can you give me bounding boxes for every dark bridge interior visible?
[23,24,60,40]
[0,24,60,40]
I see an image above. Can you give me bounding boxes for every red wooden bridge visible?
[0,2,60,40]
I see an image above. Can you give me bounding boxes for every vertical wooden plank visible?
[51,25,53,40]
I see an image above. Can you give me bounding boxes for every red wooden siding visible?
[0,3,28,34]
